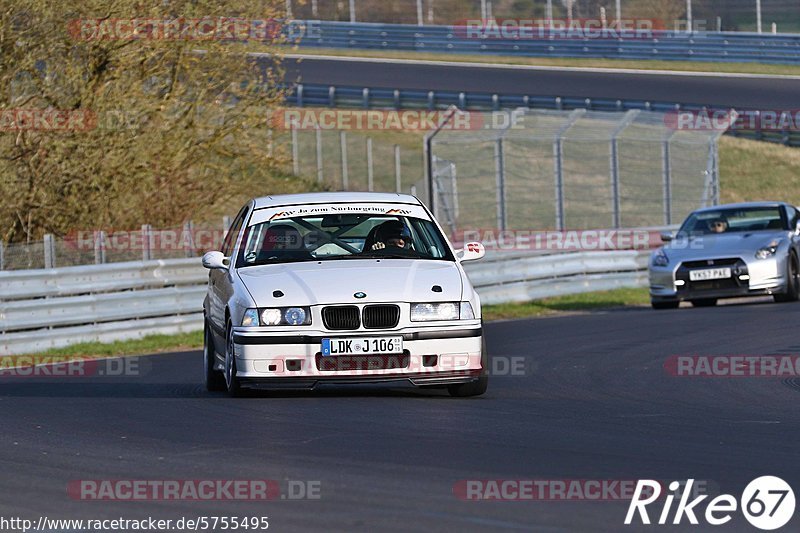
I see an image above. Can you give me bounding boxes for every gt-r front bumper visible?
[229,324,484,389]
[649,254,786,302]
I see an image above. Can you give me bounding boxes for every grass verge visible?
[24,331,204,359]
[288,46,800,77]
[482,287,650,320]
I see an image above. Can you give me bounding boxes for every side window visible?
[788,206,799,229]
[221,206,248,257]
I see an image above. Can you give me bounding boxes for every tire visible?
[651,300,679,310]
[448,336,488,398]
[690,298,717,307]
[204,320,226,392]
[224,322,243,397]
[774,253,800,303]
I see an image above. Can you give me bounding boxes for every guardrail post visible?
[328,86,336,107]
[393,90,401,110]
[315,126,324,183]
[291,123,299,176]
[43,234,55,269]
[492,94,499,111]
[141,224,153,261]
[0,240,4,271]
[427,91,435,111]
[367,138,374,191]
[296,83,304,107]
[494,137,507,231]
[458,92,466,109]
[362,88,370,109]
[394,144,402,193]
[340,131,349,190]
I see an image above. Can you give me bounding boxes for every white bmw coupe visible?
[202,192,488,397]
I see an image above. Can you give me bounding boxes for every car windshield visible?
[678,207,787,236]
[236,214,454,267]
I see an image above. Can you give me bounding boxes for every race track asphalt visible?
[284,55,800,109]
[1,300,798,531]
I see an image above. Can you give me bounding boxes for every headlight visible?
[755,240,780,259]
[241,307,312,327]
[410,302,462,321]
[241,309,260,327]
[651,249,669,267]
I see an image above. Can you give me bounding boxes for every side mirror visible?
[457,242,486,262]
[795,221,800,234]
[660,231,674,243]
[202,251,229,270]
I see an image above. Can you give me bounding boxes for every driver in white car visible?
[370,220,412,250]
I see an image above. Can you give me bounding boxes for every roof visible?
[252,192,421,209]
[694,201,790,213]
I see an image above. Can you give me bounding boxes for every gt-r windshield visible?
[678,207,787,236]
[236,213,454,267]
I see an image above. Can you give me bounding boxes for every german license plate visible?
[321,337,403,357]
[689,267,731,281]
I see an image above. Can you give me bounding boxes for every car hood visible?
[662,230,789,261]
[237,259,464,306]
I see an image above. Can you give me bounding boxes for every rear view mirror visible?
[457,242,486,262]
[202,251,229,270]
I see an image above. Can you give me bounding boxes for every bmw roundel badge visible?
[354,292,367,299]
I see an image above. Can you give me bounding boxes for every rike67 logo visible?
[625,477,795,530]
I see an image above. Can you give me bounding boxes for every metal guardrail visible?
[287,83,800,147]
[0,251,650,355]
[297,21,800,64]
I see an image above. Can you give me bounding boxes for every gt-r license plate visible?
[321,337,403,357]
[689,267,732,281]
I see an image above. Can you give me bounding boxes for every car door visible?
[209,205,248,335]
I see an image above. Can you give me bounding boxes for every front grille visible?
[362,305,400,329]
[681,258,741,268]
[316,353,410,372]
[322,306,361,330]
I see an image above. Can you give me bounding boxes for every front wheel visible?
[774,253,800,303]
[224,322,243,397]
[204,320,226,392]
[448,337,488,398]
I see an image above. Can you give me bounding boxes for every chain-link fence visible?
[0,222,230,272]
[428,108,727,235]
[286,0,800,33]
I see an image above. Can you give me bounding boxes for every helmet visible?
[375,220,411,248]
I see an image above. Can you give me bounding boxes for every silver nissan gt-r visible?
[649,202,800,309]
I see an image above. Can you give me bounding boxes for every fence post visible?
[349,0,356,22]
[141,224,152,261]
[394,144,402,193]
[43,234,55,269]
[661,139,672,225]
[222,216,232,248]
[315,126,324,183]
[553,138,565,231]
[291,124,299,176]
[94,230,107,264]
[494,137,507,231]
[0,240,4,271]
[609,110,640,229]
[340,131,349,190]
[367,138,374,191]
[416,0,424,26]
[183,221,195,258]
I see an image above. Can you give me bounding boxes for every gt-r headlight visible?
[241,307,312,326]
[755,240,780,259]
[411,302,474,321]
[651,249,669,267]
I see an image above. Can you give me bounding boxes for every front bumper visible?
[649,255,786,302]
[230,324,484,388]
